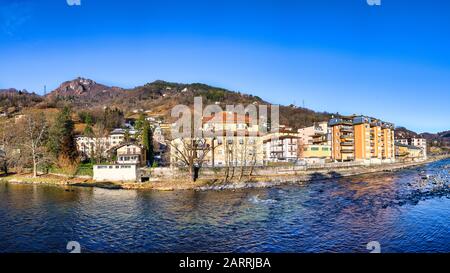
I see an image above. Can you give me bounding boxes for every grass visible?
[76,162,94,177]
[48,162,94,177]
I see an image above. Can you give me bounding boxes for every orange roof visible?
[202,111,252,124]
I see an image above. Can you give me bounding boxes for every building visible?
[297,122,332,162]
[329,116,395,163]
[263,129,299,163]
[109,128,127,146]
[395,143,422,162]
[300,145,332,164]
[297,122,330,146]
[93,164,140,182]
[76,128,127,159]
[397,138,427,159]
[170,111,264,167]
[76,135,111,159]
[202,111,260,134]
[115,143,147,166]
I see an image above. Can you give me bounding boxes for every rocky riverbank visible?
[1,156,448,191]
[128,155,449,191]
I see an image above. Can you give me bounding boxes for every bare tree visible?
[247,141,259,179]
[19,113,48,178]
[0,121,21,175]
[223,137,241,182]
[90,124,109,164]
[168,137,214,182]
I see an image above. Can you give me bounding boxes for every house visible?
[395,143,422,162]
[115,143,147,166]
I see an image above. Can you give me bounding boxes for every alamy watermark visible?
[67,0,81,6]
[367,0,381,6]
[171,97,279,140]
[67,241,81,253]
[366,241,381,253]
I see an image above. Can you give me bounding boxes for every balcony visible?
[340,134,354,139]
[340,126,354,132]
[341,141,354,146]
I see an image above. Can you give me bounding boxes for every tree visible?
[134,113,146,140]
[47,107,78,166]
[101,107,124,131]
[90,124,109,164]
[0,121,21,175]
[142,121,154,166]
[19,113,48,178]
[168,137,214,182]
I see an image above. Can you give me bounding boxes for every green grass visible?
[48,162,93,177]
[76,162,93,177]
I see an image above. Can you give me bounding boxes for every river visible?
[0,159,449,253]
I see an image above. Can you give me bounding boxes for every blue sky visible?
[0,0,449,133]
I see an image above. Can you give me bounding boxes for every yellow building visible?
[395,143,422,162]
[329,116,395,162]
[301,145,332,160]
[170,111,264,167]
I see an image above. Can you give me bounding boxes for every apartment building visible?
[262,128,299,163]
[76,129,126,159]
[297,122,332,162]
[202,111,260,134]
[397,138,427,159]
[170,111,264,167]
[329,116,395,162]
[297,121,331,146]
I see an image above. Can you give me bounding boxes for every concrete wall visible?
[94,164,139,182]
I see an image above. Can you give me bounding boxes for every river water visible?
[0,159,449,253]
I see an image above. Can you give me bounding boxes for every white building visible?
[297,122,331,146]
[93,164,140,182]
[115,143,146,166]
[397,138,427,159]
[263,132,299,163]
[76,128,126,159]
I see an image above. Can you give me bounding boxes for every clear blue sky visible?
[1,0,449,133]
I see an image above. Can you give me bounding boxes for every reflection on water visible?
[0,159,449,253]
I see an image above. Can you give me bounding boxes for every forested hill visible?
[39,77,333,129]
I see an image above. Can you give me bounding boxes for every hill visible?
[43,77,333,129]
[0,88,43,115]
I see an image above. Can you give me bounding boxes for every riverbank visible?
[1,155,448,191]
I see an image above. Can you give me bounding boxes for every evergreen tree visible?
[134,113,146,139]
[142,121,154,166]
[47,107,78,165]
